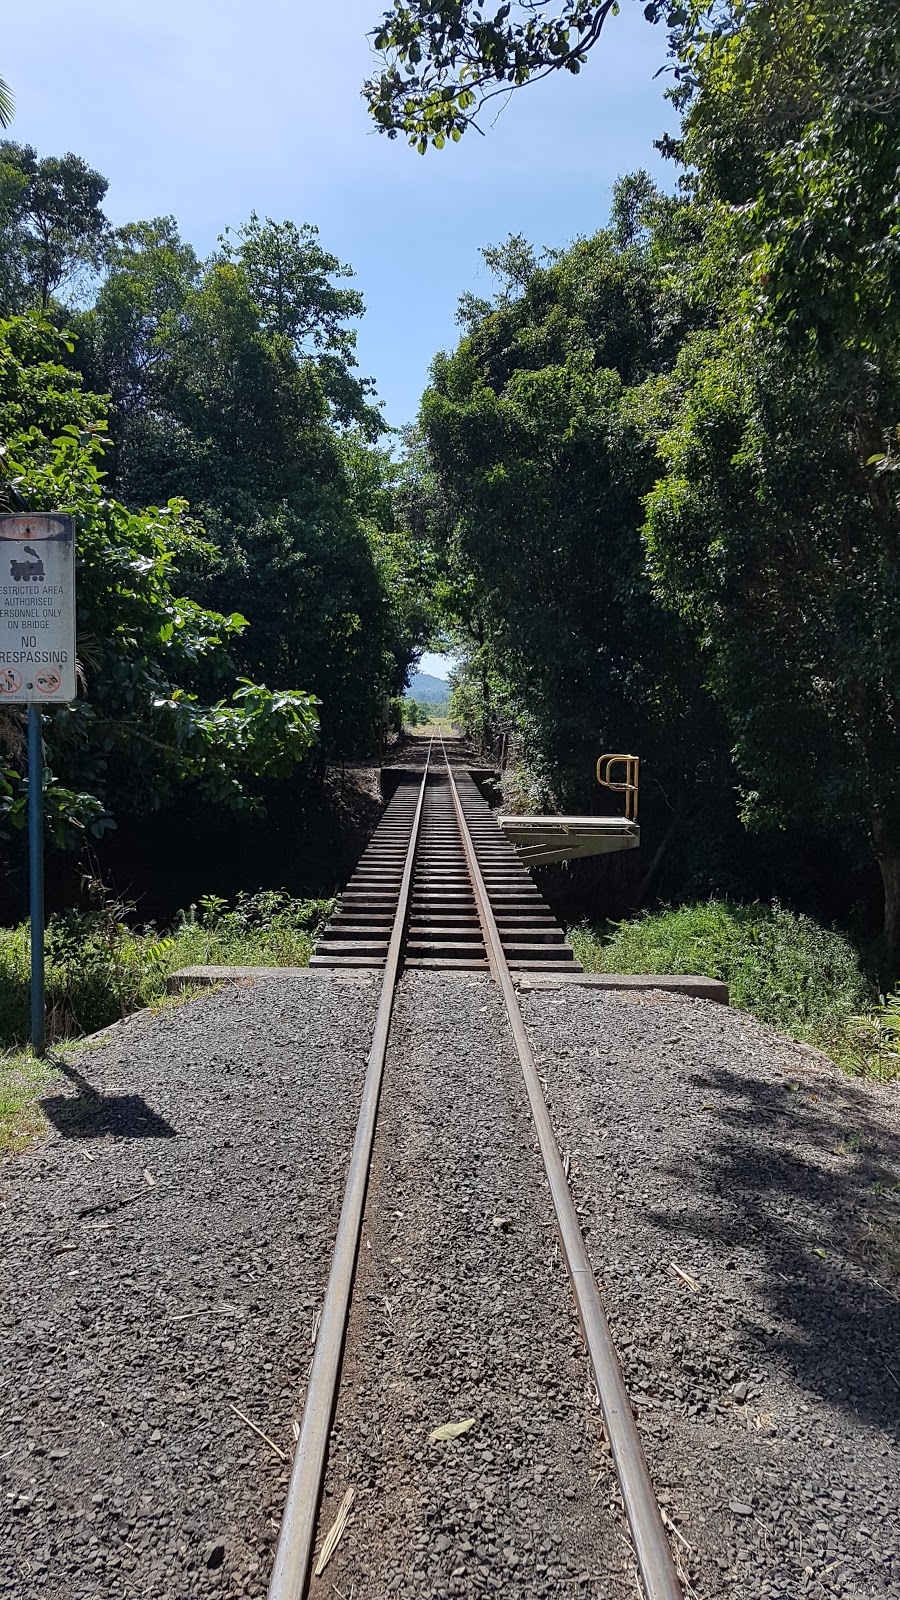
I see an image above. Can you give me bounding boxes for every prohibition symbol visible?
[34,668,62,695]
[0,667,22,694]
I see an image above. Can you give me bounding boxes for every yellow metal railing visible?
[596,753,640,823]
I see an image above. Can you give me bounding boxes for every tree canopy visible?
[411,0,900,959]
[0,145,436,882]
[364,0,711,149]
[415,182,730,902]
[0,143,108,309]
[0,313,320,843]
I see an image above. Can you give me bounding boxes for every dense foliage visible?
[0,887,332,1048]
[570,900,900,1082]
[416,179,731,893]
[0,142,107,308]
[68,207,427,754]
[412,0,900,963]
[0,313,320,842]
[0,152,434,891]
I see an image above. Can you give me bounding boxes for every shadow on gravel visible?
[41,1062,176,1141]
[652,1068,900,1439]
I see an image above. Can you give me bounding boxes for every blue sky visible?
[415,651,457,681]
[6,1,676,431]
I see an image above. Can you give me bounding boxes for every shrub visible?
[0,889,334,1047]
[570,900,874,1048]
[173,890,332,968]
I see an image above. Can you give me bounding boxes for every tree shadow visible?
[41,1061,177,1140]
[646,1064,900,1438]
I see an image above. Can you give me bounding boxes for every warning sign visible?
[0,514,76,703]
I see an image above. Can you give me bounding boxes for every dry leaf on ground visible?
[313,1486,355,1577]
[429,1417,477,1442]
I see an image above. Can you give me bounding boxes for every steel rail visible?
[268,741,433,1600]
[440,739,683,1600]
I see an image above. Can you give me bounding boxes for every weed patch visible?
[0,1051,60,1155]
[0,890,333,1051]
[570,901,898,1081]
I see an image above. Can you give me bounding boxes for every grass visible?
[170,890,333,972]
[0,888,334,1045]
[0,889,334,1152]
[0,1049,60,1155]
[569,899,900,1082]
[404,715,454,733]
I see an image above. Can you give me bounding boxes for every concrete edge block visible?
[165,966,375,991]
[516,973,729,1004]
[166,965,318,991]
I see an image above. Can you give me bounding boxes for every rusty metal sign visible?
[0,513,76,703]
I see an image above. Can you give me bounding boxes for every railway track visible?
[311,748,581,973]
[270,739,682,1600]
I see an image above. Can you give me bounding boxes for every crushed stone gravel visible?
[3,969,899,1600]
[522,986,900,1599]
[0,975,379,1600]
[310,972,635,1600]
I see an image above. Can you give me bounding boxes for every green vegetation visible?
[570,903,900,1081]
[365,0,674,150]
[407,0,900,973]
[0,313,320,840]
[0,890,330,1047]
[173,891,332,970]
[0,144,436,890]
[402,696,449,727]
[0,887,331,1154]
[0,1050,56,1155]
[1,2,899,1142]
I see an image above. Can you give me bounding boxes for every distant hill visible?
[406,671,449,705]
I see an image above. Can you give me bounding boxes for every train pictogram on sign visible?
[9,546,46,582]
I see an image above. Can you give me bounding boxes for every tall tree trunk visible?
[878,853,900,970]
[634,806,684,908]
[871,809,900,968]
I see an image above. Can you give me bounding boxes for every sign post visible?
[28,705,45,1054]
[0,514,77,1055]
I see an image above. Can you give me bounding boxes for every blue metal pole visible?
[28,705,45,1056]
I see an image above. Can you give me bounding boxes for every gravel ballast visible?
[309,971,636,1600]
[0,976,379,1600]
[522,986,900,1599]
[3,970,899,1600]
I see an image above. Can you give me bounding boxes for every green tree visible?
[219,214,382,435]
[0,78,13,129]
[0,313,319,839]
[78,217,201,429]
[77,208,430,757]
[640,0,900,958]
[0,143,108,310]
[2,138,439,768]
[79,210,384,501]
[643,326,900,959]
[403,697,427,726]
[416,189,729,885]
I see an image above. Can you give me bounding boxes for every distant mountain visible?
[406,671,449,705]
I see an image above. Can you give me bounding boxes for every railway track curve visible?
[269,738,682,1600]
